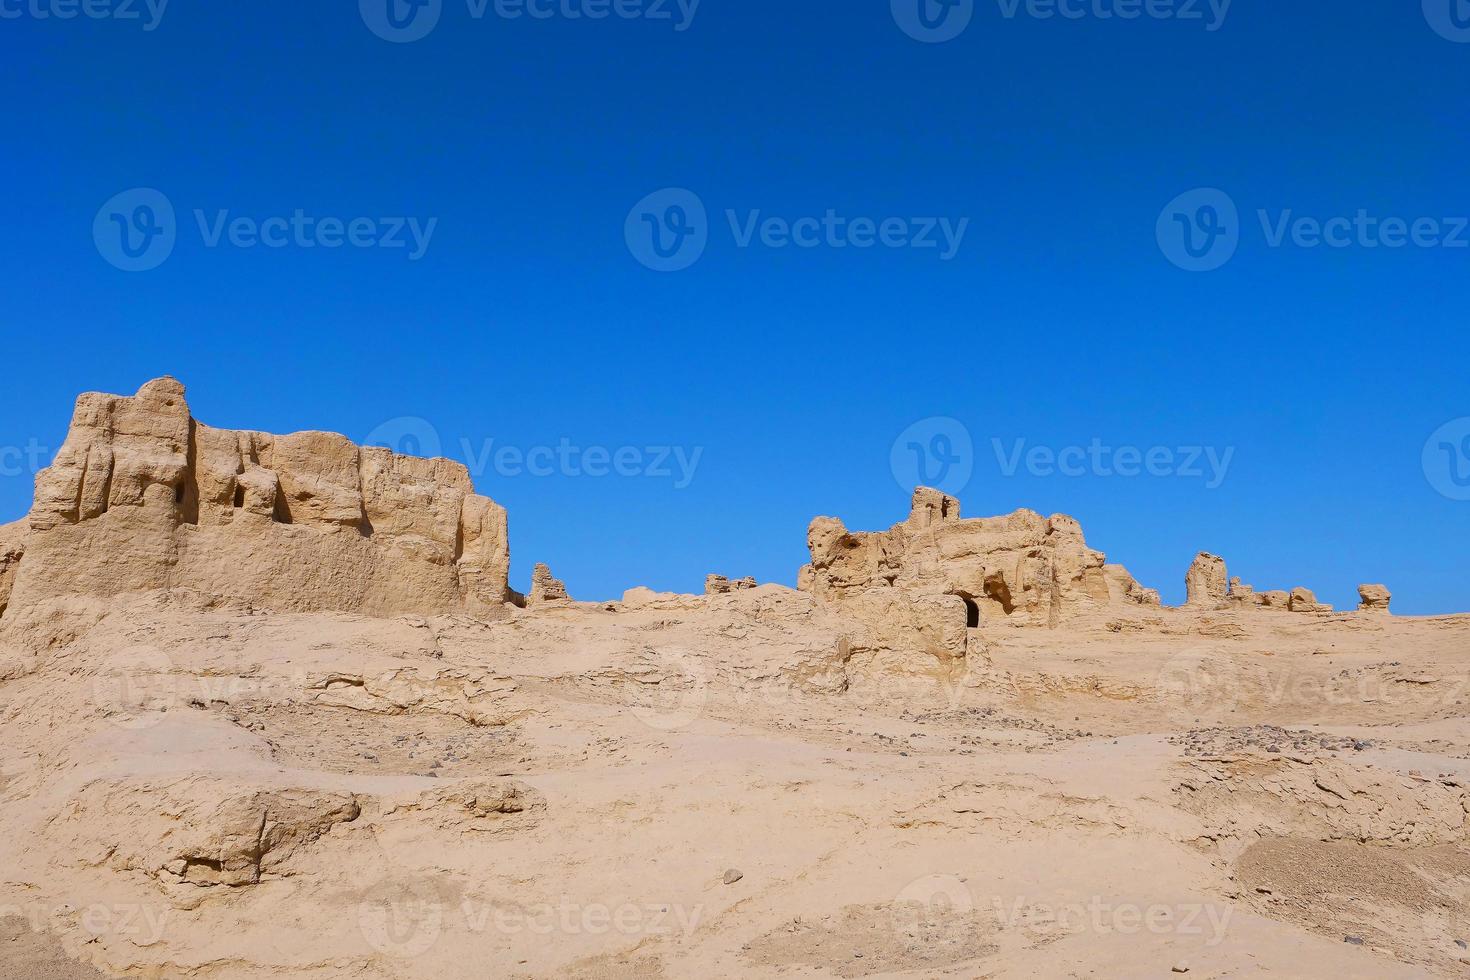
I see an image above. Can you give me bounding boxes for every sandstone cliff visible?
[2,377,512,618]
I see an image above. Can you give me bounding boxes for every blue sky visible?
[2,1,1469,611]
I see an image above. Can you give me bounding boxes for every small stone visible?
[1172,964,1189,974]
[1456,939,1468,949]
[1343,935,1364,945]
[723,869,743,885]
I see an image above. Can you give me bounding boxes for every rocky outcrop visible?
[799,487,1140,630]
[0,521,23,618]
[1358,583,1392,614]
[52,776,362,889]
[5,378,512,618]
[1185,552,1229,608]
[706,574,756,595]
[1288,586,1332,613]
[1105,564,1161,606]
[528,563,570,605]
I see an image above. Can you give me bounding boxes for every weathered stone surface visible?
[1185,552,1229,608]
[1358,583,1392,614]
[6,378,512,617]
[1106,563,1162,606]
[51,776,361,889]
[1289,586,1332,614]
[528,562,570,605]
[0,520,23,618]
[706,574,757,595]
[1258,589,1291,610]
[800,487,1138,631]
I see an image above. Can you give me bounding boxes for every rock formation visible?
[1185,552,1229,607]
[528,563,570,605]
[799,487,1137,631]
[706,574,757,595]
[1288,586,1333,613]
[0,521,22,618]
[1,377,512,619]
[1358,583,1392,614]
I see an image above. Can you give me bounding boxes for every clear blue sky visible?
[3,1,1469,612]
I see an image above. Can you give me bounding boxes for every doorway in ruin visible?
[950,591,981,628]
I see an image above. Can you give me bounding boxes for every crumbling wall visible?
[8,377,512,618]
[799,487,1132,630]
[528,563,570,605]
[706,575,756,595]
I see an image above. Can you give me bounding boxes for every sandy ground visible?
[0,587,1467,978]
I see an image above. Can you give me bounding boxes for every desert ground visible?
[0,379,1467,979]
